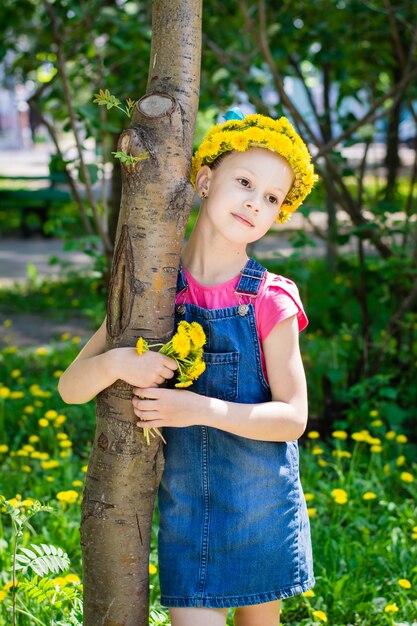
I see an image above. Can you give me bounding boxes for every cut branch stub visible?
[137,93,176,119]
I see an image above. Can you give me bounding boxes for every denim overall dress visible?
[158,258,315,608]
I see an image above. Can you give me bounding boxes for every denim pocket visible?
[197,351,239,401]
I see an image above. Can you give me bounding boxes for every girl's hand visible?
[131,387,200,429]
[109,347,178,389]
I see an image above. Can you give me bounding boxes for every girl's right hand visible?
[109,347,178,389]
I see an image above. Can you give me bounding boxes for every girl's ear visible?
[195,165,212,197]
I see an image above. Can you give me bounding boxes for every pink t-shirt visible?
[176,267,308,381]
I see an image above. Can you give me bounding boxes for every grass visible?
[0,269,416,625]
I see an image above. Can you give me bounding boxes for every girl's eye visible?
[267,195,278,204]
[238,178,250,187]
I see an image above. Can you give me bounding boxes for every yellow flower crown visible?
[190,111,318,223]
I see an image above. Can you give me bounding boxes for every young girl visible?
[58,109,317,626]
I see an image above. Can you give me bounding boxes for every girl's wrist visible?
[104,347,124,382]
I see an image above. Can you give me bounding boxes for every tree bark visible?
[80,2,202,625]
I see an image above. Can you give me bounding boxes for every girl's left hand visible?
[132,387,200,429]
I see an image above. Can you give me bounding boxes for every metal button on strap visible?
[238,304,249,316]
[176,304,186,315]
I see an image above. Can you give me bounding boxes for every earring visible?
[200,191,208,200]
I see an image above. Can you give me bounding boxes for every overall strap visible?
[177,264,188,294]
[235,258,266,298]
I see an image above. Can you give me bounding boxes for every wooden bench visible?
[0,174,72,238]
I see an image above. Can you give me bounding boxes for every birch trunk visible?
[80,2,202,624]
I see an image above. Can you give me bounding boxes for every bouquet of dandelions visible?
[135,320,206,444]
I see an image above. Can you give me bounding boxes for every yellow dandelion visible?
[0,387,11,399]
[301,589,315,597]
[398,579,411,589]
[369,409,379,417]
[36,347,48,356]
[53,370,63,378]
[56,432,68,440]
[0,590,7,600]
[386,430,397,440]
[149,564,158,575]
[24,405,35,414]
[307,431,320,439]
[56,490,79,504]
[317,459,327,467]
[304,493,315,502]
[363,492,377,500]
[397,434,408,444]
[54,415,66,426]
[72,336,81,344]
[45,410,58,419]
[11,369,21,378]
[187,360,206,381]
[400,472,414,483]
[396,455,406,467]
[22,465,31,473]
[136,337,149,356]
[370,445,383,453]
[384,604,399,614]
[0,444,9,454]
[332,430,348,440]
[189,322,206,349]
[65,573,81,584]
[72,480,83,488]
[52,577,68,588]
[332,450,352,459]
[312,610,327,622]
[28,435,40,443]
[175,379,193,388]
[172,333,191,359]
[81,465,88,473]
[10,391,24,399]
[371,419,383,427]
[59,440,72,448]
[38,418,49,428]
[41,460,60,470]
[307,508,317,517]
[312,446,324,455]
[61,333,71,341]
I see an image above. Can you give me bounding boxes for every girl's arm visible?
[131,314,308,442]
[58,317,178,405]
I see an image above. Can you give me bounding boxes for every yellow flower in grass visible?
[29,435,40,443]
[81,465,88,472]
[304,493,314,502]
[332,450,352,459]
[301,589,315,597]
[36,347,48,356]
[56,490,79,504]
[52,577,68,589]
[38,418,49,428]
[11,369,21,378]
[332,430,348,440]
[400,472,414,483]
[0,444,9,454]
[396,455,406,467]
[57,432,68,440]
[45,410,58,420]
[312,610,327,622]
[370,445,383,453]
[369,409,379,417]
[312,446,324,455]
[307,431,320,439]
[386,431,397,440]
[72,480,83,488]
[398,578,411,589]
[317,459,327,467]
[24,405,35,414]
[149,564,158,575]
[10,391,24,399]
[384,604,399,613]
[41,460,59,470]
[59,440,72,449]
[363,492,377,500]
[65,573,81,584]
[307,508,317,517]
[397,434,408,444]
[0,387,10,399]
[55,415,66,426]
[0,590,7,600]
[331,488,348,504]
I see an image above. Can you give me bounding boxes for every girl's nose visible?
[244,199,260,213]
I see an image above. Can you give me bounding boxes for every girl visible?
[58,109,317,626]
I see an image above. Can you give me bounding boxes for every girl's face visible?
[195,148,294,246]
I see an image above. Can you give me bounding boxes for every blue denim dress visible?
[158,258,315,608]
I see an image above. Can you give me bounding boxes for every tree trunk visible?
[384,64,402,200]
[80,2,202,625]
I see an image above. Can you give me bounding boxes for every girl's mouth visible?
[231,213,255,227]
